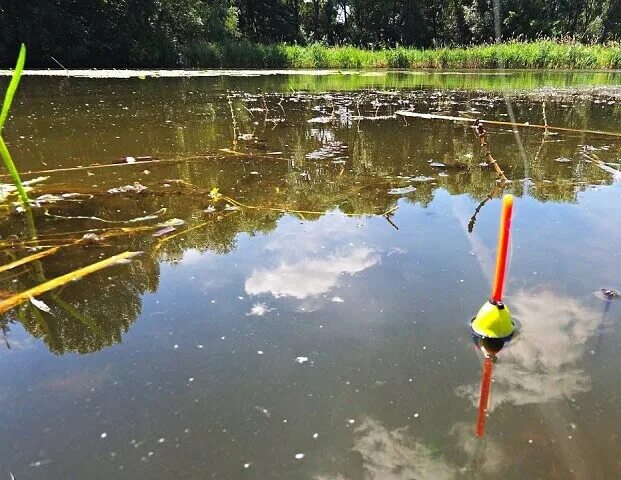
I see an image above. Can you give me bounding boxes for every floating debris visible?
[294,453,305,460]
[554,157,572,163]
[255,406,271,418]
[295,356,309,365]
[388,185,416,195]
[107,182,147,194]
[247,303,272,316]
[81,233,103,244]
[306,141,348,160]
[152,226,176,238]
[307,116,332,124]
[429,162,445,168]
[331,296,344,303]
[156,218,185,228]
[29,297,51,313]
[601,288,620,300]
[411,175,435,182]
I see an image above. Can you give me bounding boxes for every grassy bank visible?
[182,41,621,69]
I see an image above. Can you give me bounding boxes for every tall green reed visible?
[0,44,29,206]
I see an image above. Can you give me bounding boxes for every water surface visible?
[0,71,620,479]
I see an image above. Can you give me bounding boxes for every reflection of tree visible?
[1,87,618,355]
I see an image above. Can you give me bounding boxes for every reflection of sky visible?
[316,417,456,480]
[315,418,506,480]
[246,247,379,299]
[457,289,601,409]
[245,214,379,300]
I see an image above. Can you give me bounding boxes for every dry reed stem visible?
[0,251,141,314]
[0,246,60,273]
[395,111,621,138]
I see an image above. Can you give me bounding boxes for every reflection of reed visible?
[467,184,504,233]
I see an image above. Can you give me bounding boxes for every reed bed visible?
[182,41,621,70]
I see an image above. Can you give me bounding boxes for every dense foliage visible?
[2,0,621,67]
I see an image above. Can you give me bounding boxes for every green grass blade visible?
[0,44,26,134]
[0,44,29,206]
[0,135,30,204]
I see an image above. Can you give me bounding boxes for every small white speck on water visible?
[295,356,309,364]
[184,428,190,434]
[568,435,573,439]
[295,453,305,460]
[528,439,533,444]
[414,413,419,418]
[313,433,319,439]
[348,419,355,424]
[211,299,216,304]
[331,296,344,303]
[197,344,204,349]
[283,419,288,423]
[101,433,107,439]
[158,438,165,444]
[570,423,577,430]
[173,344,179,349]
[188,377,194,382]
[238,296,244,300]
[148,451,154,457]
[409,378,413,382]
[243,462,251,468]
[257,350,264,355]
[221,336,226,340]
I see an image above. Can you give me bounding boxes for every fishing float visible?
[471,193,515,437]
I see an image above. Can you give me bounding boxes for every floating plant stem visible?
[395,110,621,138]
[0,251,141,314]
[0,44,29,206]
[0,246,60,273]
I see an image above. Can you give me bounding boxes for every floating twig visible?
[473,119,509,183]
[395,110,621,138]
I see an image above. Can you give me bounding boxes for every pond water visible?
[0,71,620,479]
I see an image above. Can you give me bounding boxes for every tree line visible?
[2,0,621,67]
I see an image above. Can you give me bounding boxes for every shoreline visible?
[2,68,621,79]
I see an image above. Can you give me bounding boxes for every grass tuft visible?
[179,40,621,70]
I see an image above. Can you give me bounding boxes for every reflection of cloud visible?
[317,417,456,480]
[245,247,378,299]
[450,422,504,475]
[457,289,601,409]
[246,303,273,316]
